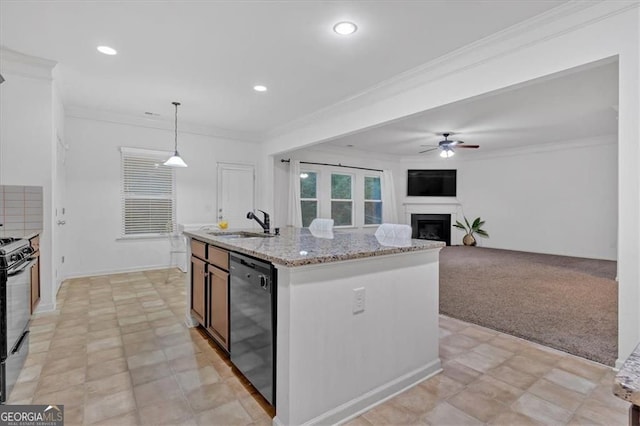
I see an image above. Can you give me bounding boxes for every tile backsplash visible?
[0,185,43,237]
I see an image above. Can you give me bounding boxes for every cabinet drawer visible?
[191,239,206,260]
[207,245,229,271]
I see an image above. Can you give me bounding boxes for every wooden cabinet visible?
[29,235,40,313]
[190,255,207,325]
[207,266,229,349]
[190,238,230,351]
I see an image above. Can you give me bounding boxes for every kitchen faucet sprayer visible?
[246,209,270,233]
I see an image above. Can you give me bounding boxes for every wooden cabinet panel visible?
[207,266,229,350]
[191,256,206,326]
[29,235,40,314]
[207,245,229,271]
[30,257,40,313]
[30,235,40,252]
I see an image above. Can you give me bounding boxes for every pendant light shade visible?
[164,101,188,167]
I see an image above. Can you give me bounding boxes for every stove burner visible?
[0,238,20,246]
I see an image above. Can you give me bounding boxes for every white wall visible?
[400,137,618,260]
[64,113,260,277]
[262,3,640,365]
[0,48,58,312]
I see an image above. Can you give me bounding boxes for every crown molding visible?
[65,105,261,143]
[399,133,617,164]
[0,46,57,81]
[267,1,636,141]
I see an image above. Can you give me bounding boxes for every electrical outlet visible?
[353,287,366,314]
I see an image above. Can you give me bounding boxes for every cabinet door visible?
[191,256,206,326]
[207,266,229,350]
[31,257,40,313]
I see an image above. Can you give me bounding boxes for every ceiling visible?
[0,0,571,140]
[323,59,619,158]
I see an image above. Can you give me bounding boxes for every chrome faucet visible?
[246,209,270,233]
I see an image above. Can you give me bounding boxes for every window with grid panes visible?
[300,171,318,227]
[331,173,353,227]
[364,176,382,225]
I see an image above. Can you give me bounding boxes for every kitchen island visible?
[614,342,640,426]
[183,227,444,426]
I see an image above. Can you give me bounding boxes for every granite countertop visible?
[614,342,640,405]
[0,230,41,240]
[183,227,444,267]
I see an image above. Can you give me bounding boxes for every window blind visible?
[120,147,176,236]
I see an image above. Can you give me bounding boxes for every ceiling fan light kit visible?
[440,148,455,158]
[419,132,480,157]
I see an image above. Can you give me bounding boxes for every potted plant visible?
[453,216,489,246]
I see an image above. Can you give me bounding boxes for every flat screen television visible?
[407,169,457,197]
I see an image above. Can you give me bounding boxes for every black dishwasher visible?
[229,252,276,406]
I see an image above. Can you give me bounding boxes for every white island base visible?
[274,248,442,426]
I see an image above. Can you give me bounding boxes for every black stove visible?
[0,237,34,404]
[0,239,34,269]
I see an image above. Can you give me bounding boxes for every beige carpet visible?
[439,246,618,366]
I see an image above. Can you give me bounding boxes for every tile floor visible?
[8,269,630,425]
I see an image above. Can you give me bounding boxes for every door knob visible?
[57,220,66,225]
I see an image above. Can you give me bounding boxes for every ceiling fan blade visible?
[448,140,464,146]
[456,145,480,149]
[419,147,439,154]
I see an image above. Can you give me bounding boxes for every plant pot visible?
[463,234,476,246]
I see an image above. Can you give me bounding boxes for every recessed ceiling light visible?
[97,45,117,55]
[253,85,267,92]
[333,21,357,35]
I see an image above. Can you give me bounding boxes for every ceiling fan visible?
[419,133,480,158]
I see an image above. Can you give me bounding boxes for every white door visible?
[217,163,255,230]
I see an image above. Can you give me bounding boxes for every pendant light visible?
[164,101,188,167]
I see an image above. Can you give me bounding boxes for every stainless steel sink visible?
[207,231,275,239]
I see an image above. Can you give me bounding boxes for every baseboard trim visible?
[35,302,56,313]
[615,358,624,371]
[273,359,442,426]
[63,264,182,280]
[184,313,199,328]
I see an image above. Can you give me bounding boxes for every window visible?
[364,176,382,225]
[331,173,353,226]
[300,171,318,227]
[299,166,382,228]
[121,147,176,237]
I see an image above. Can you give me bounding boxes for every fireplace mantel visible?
[403,199,462,217]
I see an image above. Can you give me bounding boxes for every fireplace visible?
[411,214,451,245]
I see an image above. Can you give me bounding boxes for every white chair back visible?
[309,218,334,231]
[309,218,334,238]
[374,223,412,247]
